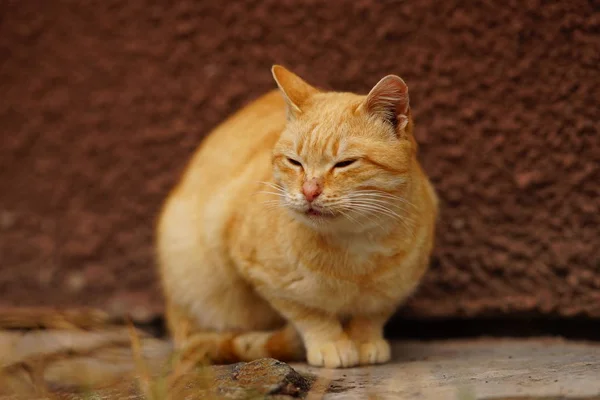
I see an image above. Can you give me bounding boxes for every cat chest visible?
[279,264,406,316]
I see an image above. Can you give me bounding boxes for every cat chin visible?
[294,210,340,223]
[299,217,349,233]
[287,207,338,225]
[287,209,368,234]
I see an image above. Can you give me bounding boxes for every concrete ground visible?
[1,328,599,399]
[295,338,600,400]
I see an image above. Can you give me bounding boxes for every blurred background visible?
[0,0,598,334]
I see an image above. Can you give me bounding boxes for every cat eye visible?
[334,159,358,169]
[287,157,302,167]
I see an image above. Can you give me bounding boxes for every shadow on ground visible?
[1,308,599,399]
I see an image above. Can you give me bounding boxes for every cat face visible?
[271,66,416,232]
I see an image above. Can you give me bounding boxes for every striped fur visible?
[156,65,438,368]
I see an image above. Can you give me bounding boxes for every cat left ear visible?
[362,75,410,134]
[271,65,319,119]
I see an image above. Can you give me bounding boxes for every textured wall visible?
[1,0,598,322]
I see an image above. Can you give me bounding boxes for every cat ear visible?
[363,75,410,133]
[271,65,319,118]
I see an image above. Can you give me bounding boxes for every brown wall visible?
[1,0,598,322]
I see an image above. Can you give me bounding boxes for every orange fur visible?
[156,65,438,368]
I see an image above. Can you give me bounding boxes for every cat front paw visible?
[357,338,391,365]
[306,339,359,368]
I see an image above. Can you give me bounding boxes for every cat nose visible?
[302,178,322,202]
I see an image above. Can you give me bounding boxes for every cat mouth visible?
[305,207,337,218]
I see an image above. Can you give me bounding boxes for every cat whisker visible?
[326,199,411,222]
[260,199,283,204]
[355,209,389,231]
[344,206,388,231]
[344,196,413,212]
[353,190,400,197]
[335,197,403,215]
[345,201,416,230]
[255,190,286,198]
[344,198,417,221]
[348,202,403,220]
[257,181,286,193]
[352,189,417,203]
[350,191,418,210]
[327,197,416,226]
[344,193,417,212]
[332,200,402,226]
[336,208,366,229]
[259,200,284,211]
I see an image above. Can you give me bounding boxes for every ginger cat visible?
[156,65,438,368]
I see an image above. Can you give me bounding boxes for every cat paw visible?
[306,339,359,368]
[358,338,391,365]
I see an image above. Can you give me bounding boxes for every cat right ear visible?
[362,75,410,135]
[271,65,319,119]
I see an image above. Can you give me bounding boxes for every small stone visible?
[209,358,312,398]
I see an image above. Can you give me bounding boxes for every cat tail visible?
[177,325,305,365]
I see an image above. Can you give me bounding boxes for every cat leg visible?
[179,324,304,365]
[164,300,202,349]
[268,298,359,368]
[346,313,393,365]
[166,299,303,364]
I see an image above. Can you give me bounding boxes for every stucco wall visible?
[1,0,598,322]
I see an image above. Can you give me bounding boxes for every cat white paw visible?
[358,339,391,365]
[306,339,359,368]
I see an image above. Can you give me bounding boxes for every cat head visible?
[271,65,417,233]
